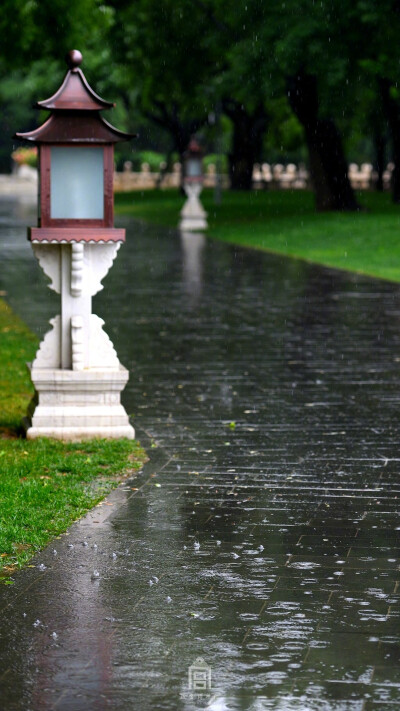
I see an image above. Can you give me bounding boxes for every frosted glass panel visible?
[51,147,104,219]
[187,159,202,177]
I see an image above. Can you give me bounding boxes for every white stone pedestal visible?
[25,240,134,441]
[179,183,208,231]
[25,365,133,440]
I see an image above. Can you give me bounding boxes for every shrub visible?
[11,147,38,168]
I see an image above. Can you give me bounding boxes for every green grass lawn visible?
[0,299,147,581]
[116,189,400,282]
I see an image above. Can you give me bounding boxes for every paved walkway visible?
[0,197,399,710]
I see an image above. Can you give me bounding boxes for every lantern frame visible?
[38,143,114,228]
[183,137,204,185]
[15,50,135,244]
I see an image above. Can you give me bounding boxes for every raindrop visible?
[52,549,57,556]
[33,619,41,628]
[290,561,320,570]
[51,632,58,641]
[67,544,74,549]
[153,576,159,583]
[92,544,98,550]
[258,545,264,551]
[232,553,240,559]
[216,540,221,546]
[91,570,100,580]
[111,552,117,560]
[37,563,47,571]
[149,580,154,586]
[166,596,172,603]
[194,541,200,550]
[82,541,88,547]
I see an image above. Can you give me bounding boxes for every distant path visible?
[0,174,37,196]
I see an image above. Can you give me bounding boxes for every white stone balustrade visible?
[7,161,397,194]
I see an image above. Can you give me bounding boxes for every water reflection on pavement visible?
[0,196,399,710]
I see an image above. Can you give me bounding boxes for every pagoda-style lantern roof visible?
[184,137,204,159]
[36,50,114,112]
[15,49,134,144]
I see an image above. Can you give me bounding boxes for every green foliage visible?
[2,1,400,180]
[107,0,216,140]
[0,0,115,69]
[135,151,165,171]
[263,98,307,164]
[11,147,37,167]
[0,299,38,432]
[203,154,229,173]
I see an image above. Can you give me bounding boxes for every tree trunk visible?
[379,79,400,203]
[373,131,386,192]
[287,72,360,211]
[223,100,268,190]
[373,130,386,193]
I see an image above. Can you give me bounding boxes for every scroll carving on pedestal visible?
[32,316,61,369]
[71,315,84,371]
[71,243,84,297]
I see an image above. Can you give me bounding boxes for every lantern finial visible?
[66,49,83,70]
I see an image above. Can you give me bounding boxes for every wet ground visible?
[0,196,399,710]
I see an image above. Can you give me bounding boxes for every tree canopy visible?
[2,0,400,208]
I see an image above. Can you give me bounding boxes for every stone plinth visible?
[25,365,134,441]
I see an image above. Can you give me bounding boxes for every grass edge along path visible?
[0,298,147,583]
[116,189,400,283]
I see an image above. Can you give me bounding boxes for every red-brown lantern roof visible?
[38,49,113,111]
[15,113,134,144]
[36,68,114,111]
[14,50,135,144]
[184,137,204,158]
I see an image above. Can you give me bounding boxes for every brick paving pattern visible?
[0,201,399,710]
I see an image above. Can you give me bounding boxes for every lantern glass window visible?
[50,146,104,219]
[187,158,202,177]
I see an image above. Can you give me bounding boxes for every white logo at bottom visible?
[188,657,212,693]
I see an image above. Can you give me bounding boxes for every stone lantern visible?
[179,137,208,231]
[15,50,135,440]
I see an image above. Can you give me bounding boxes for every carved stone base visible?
[25,365,135,441]
[179,215,208,231]
[179,184,208,231]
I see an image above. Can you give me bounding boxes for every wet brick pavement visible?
[0,197,399,710]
